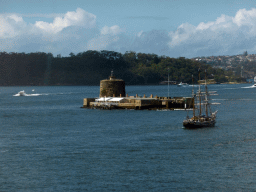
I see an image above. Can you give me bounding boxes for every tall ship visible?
[183,70,218,129]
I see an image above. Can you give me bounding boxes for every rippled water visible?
[0,84,256,191]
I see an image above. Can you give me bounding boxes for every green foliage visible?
[0,52,48,85]
[0,51,240,86]
[214,75,228,83]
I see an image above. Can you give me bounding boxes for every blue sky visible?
[1,0,256,58]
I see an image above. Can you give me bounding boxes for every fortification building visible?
[99,70,125,97]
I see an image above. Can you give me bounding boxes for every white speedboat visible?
[18,90,26,96]
[177,82,188,86]
[252,76,256,87]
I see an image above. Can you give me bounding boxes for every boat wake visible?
[241,85,256,88]
[242,78,256,88]
[211,102,221,105]
[13,90,42,97]
[13,90,81,97]
[223,88,240,90]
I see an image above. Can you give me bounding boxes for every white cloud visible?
[137,31,143,37]
[21,13,65,18]
[35,8,96,34]
[87,36,113,50]
[100,25,123,35]
[87,29,170,56]
[86,25,124,50]
[0,8,98,54]
[8,15,23,22]
[233,8,256,27]
[0,14,27,38]
[87,34,121,51]
[0,8,97,39]
[168,8,256,57]
[2,7,256,58]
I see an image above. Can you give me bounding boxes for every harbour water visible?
[0,84,256,191]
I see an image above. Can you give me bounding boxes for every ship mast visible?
[204,70,209,117]
[192,74,195,118]
[198,69,202,116]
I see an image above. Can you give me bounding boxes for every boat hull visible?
[183,119,215,129]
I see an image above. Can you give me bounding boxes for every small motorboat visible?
[252,76,256,87]
[177,82,188,86]
[18,90,26,96]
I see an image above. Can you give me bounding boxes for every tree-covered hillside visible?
[0,51,239,86]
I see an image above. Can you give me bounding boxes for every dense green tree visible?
[0,51,240,86]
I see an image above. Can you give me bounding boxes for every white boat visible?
[13,90,41,97]
[17,90,26,96]
[177,82,188,86]
[252,76,256,87]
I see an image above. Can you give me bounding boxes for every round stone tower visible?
[100,71,125,97]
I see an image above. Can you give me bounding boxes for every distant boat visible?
[252,76,256,87]
[13,90,41,97]
[177,82,188,86]
[17,90,26,96]
[183,71,218,129]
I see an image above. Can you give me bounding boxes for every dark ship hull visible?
[183,119,216,129]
